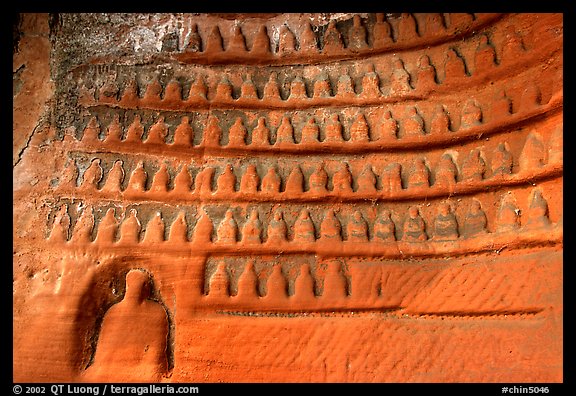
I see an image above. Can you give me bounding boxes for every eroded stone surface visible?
[13,13,563,383]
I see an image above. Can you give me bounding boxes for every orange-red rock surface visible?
[13,13,563,382]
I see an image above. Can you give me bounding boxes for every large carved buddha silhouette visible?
[84,269,169,382]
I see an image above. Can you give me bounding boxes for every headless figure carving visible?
[86,270,168,382]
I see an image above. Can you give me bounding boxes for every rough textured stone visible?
[13,13,563,383]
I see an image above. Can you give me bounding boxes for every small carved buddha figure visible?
[119,208,142,245]
[460,100,483,129]
[289,76,308,100]
[416,55,437,92]
[348,15,368,49]
[203,115,222,147]
[242,209,262,244]
[173,116,193,147]
[105,114,123,143]
[382,163,403,194]
[229,26,247,52]
[430,105,451,135]
[263,72,281,101]
[301,117,320,144]
[324,113,344,143]
[145,117,168,145]
[173,165,192,193]
[350,113,370,142]
[50,204,70,243]
[294,210,316,243]
[267,210,288,243]
[461,149,486,182]
[103,160,125,193]
[336,73,355,99]
[320,210,342,241]
[463,199,488,237]
[374,209,396,241]
[378,110,398,140]
[205,26,224,53]
[300,22,318,52]
[390,58,412,96]
[313,74,332,98]
[403,206,427,241]
[278,25,296,54]
[252,25,271,55]
[496,193,521,232]
[228,117,247,147]
[265,264,288,300]
[526,189,551,229]
[519,132,546,172]
[444,48,467,80]
[193,209,213,244]
[142,78,162,104]
[185,23,201,52]
[261,167,281,194]
[72,205,95,244]
[194,167,215,195]
[86,270,169,382]
[188,75,208,101]
[240,76,258,100]
[356,165,377,193]
[474,34,497,73]
[433,202,459,240]
[403,106,425,137]
[150,163,170,193]
[240,164,259,194]
[143,212,165,243]
[422,13,445,36]
[373,13,393,48]
[127,161,147,193]
[407,158,430,190]
[434,153,458,191]
[285,166,304,194]
[96,208,118,244]
[492,143,513,176]
[83,116,101,142]
[275,115,295,145]
[81,158,103,190]
[361,64,381,99]
[347,211,369,242]
[209,261,230,298]
[214,76,233,102]
[60,159,78,189]
[398,13,419,41]
[322,20,344,52]
[332,164,353,194]
[217,209,238,244]
[236,260,259,299]
[309,164,328,194]
[502,25,525,63]
[217,164,236,194]
[169,211,188,244]
[251,117,271,146]
[491,90,512,121]
[119,78,138,106]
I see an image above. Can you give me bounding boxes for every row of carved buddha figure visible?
[48,188,554,245]
[165,13,494,57]
[203,259,350,300]
[77,90,553,148]
[88,40,539,108]
[61,131,561,198]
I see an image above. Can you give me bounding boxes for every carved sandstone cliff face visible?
[13,13,563,383]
